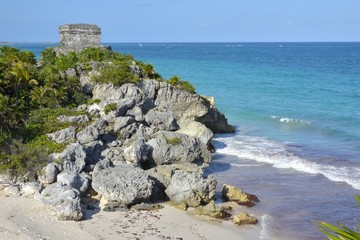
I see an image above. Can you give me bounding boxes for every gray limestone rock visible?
[146,131,211,166]
[154,83,208,120]
[114,116,134,132]
[83,140,106,166]
[57,172,90,193]
[165,170,217,208]
[76,119,107,144]
[92,158,114,178]
[50,143,86,174]
[136,124,155,141]
[92,164,154,205]
[47,126,76,143]
[65,68,77,77]
[20,182,42,197]
[144,108,179,132]
[35,182,83,221]
[39,163,58,184]
[123,138,151,165]
[126,106,144,122]
[177,119,214,146]
[57,114,89,124]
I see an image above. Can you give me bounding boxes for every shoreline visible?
[0,193,261,240]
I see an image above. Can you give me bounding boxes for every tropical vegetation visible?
[0,45,195,180]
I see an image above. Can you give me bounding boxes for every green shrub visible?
[54,52,77,71]
[164,136,182,146]
[104,103,118,114]
[87,98,101,105]
[0,140,49,180]
[166,76,195,93]
[92,61,139,86]
[22,108,85,141]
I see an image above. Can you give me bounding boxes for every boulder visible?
[126,106,144,122]
[101,98,136,121]
[194,201,230,219]
[123,138,151,166]
[146,163,204,190]
[177,119,213,146]
[113,116,134,132]
[137,80,159,110]
[65,68,77,77]
[92,83,143,105]
[57,114,89,124]
[38,163,58,184]
[47,126,76,143]
[144,108,179,132]
[147,131,211,166]
[57,172,90,193]
[20,182,42,197]
[35,182,83,221]
[76,119,107,144]
[83,140,106,166]
[165,170,217,208]
[196,107,235,133]
[154,83,209,120]
[117,122,138,140]
[136,124,154,141]
[49,143,86,174]
[92,158,114,178]
[222,184,260,207]
[92,164,154,205]
[233,213,258,226]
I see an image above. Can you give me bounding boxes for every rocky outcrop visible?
[38,163,58,184]
[165,170,217,208]
[145,107,179,132]
[47,126,76,143]
[194,201,231,219]
[233,213,258,226]
[50,143,87,174]
[147,131,211,166]
[222,184,260,207]
[76,119,107,144]
[92,164,154,205]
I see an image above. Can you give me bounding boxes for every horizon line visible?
[1,41,360,44]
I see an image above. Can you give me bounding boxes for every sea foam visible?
[213,133,360,190]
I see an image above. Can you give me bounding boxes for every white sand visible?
[0,193,261,240]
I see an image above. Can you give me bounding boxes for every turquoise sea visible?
[7,42,360,239]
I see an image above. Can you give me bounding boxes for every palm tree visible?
[318,195,360,240]
[10,60,37,106]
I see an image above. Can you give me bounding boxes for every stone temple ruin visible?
[55,24,110,55]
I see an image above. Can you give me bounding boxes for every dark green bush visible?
[87,98,101,105]
[92,61,139,86]
[0,140,49,180]
[22,108,84,141]
[166,76,195,93]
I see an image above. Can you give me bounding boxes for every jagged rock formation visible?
[0,25,243,223]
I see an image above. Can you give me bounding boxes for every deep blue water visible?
[5,42,360,239]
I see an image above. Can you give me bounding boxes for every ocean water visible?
[7,42,360,239]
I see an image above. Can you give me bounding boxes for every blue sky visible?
[1,0,359,42]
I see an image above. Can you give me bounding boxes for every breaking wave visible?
[213,134,360,190]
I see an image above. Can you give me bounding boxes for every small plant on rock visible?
[104,103,118,114]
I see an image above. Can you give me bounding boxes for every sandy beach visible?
[0,193,261,240]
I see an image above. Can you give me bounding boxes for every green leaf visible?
[355,195,360,207]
